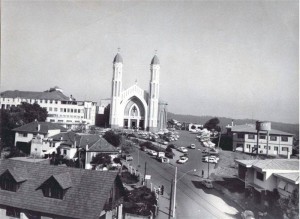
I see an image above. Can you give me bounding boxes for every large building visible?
[0,87,96,129]
[228,124,294,157]
[108,52,167,132]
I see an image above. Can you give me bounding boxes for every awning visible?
[278,181,287,190]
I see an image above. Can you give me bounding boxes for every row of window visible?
[50,119,81,123]
[43,107,84,113]
[242,144,289,151]
[237,133,289,142]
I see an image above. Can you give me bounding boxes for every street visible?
[128,131,242,219]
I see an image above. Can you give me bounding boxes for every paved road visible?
[129,130,242,219]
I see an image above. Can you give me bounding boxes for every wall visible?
[14,132,37,146]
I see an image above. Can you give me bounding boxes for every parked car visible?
[177,156,188,164]
[202,156,218,163]
[189,144,196,149]
[148,150,158,156]
[158,157,170,163]
[178,147,188,153]
[125,154,133,161]
[241,210,255,219]
[201,179,213,188]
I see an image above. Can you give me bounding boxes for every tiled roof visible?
[274,172,300,184]
[1,90,70,101]
[0,159,119,219]
[13,121,67,134]
[236,159,299,171]
[113,53,123,63]
[52,132,117,152]
[52,172,72,189]
[151,55,160,65]
[89,138,119,152]
[1,169,26,183]
[230,124,293,136]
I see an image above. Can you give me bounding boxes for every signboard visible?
[145,175,151,180]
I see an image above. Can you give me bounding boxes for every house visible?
[236,159,299,201]
[0,87,97,129]
[13,120,67,155]
[0,159,124,219]
[228,124,294,156]
[51,132,120,169]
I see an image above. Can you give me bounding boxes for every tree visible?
[103,130,121,147]
[91,153,112,166]
[0,102,48,148]
[204,117,221,132]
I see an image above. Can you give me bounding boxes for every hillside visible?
[168,112,299,138]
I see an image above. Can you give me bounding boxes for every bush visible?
[103,130,121,147]
[5,147,26,159]
[113,157,121,164]
[166,145,173,153]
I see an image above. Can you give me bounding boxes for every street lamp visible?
[172,167,196,218]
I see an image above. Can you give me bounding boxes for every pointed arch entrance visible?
[123,96,146,130]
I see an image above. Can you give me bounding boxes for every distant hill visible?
[168,112,299,138]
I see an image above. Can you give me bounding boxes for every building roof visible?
[274,172,300,184]
[13,121,67,134]
[1,90,70,101]
[236,159,299,172]
[113,53,123,63]
[89,138,120,153]
[230,124,293,136]
[151,55,160,65]
[0,159,119,219]
[52,132,117,152]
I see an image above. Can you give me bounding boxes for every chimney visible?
[86,144,88,151]
[231,120,234,127]
[37,124,41,131]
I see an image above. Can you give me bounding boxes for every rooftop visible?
[274,172,300,184]
[0,159,120,219]
[230,124,293,136]
[1,90,70,101]
[236,159,299,172]
[13,121,67,134]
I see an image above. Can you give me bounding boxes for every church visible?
[108,51,168,132]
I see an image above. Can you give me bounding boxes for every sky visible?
[1,0,299,124]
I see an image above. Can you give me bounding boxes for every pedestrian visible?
[202,170,204,178]
[161,185,164,195]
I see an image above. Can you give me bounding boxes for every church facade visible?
[109,52,167,132]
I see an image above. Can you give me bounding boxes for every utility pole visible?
[207,158,210,179]
[168,179,173,219]
[144,162,147,186]
[172,166,177,218]
[217,128,221,149]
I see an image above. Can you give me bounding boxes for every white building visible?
[108,52,167,132]
[13,120,67,155]
[229,124,294,157]
[0,87,96,129]
[236,159,299,198]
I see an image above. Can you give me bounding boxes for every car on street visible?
[178,147,188,153]
[157,157,170,163]
[148,150,158,156]
[240,210,255,219]
[189,144,196,149]
[177,156,188,164]
[201,179,213,188]
[123,154,133,161]
[202,156,218,163]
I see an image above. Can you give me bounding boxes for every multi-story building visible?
[228,124,294,157]
[0,87,96,129]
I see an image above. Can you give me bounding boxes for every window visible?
[71,109,73,113]
[43,186,64,199]
[248,134,255,139]
[50,100,53,104]
[281,136,288,142]
[282,147,288,151]
[54,108,58,112]
[64,108,66,112]
[67,109,70,113]
[45,100,48,103]
[237,133,244,139]
[259,135,266,139]
[246,144,250,148]
[22,133,27,137]
[274,146,278,151]
[256,171,264,181]
[0,173,19,192]
[49,107,52,111]
[270,136,277,141]
[63,149,67,155]
[58,120,63,123]
[6,207,20,218]
[60,108,63,112]
[50,119,55,122]
[55,101,58,104]
[74,109,77,113]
